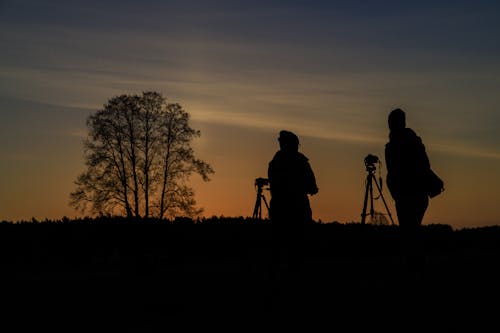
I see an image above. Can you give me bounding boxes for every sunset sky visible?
[1,1,499,229]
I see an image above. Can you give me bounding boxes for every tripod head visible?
[254,177,269,189]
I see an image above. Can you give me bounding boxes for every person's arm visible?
[418,138,431,170]
[305,162,319,195]
[384,144,397,199]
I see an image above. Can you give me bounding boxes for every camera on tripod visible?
[364,154,379,172]
[360,153,394,225]
[254,177,269,187]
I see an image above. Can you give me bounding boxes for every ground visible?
[1,220,499,331]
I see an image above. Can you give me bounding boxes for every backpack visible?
[427,169,444,198]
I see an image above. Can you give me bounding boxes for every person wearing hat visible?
[268,130,318,277]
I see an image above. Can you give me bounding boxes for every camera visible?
[255,177,269,187]
[364,154,379,171]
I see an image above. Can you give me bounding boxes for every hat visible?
[278,130,299,146]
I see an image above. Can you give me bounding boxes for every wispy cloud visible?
[64,128,88,139]
[0,153,37,162]
[433,143,500,160]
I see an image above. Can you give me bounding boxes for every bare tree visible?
[70,91,214,219]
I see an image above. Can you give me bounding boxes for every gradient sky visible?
[1,0,500,229]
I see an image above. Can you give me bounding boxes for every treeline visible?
[1,216,499,267]
[2,215,499,247]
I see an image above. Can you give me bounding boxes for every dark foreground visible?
[1,218,499,331]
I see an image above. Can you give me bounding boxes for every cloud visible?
[64,128,88,139]
[433,143,500,160]
[0,153,37,162]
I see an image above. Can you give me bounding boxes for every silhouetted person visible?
[268,130,318,279]
[385,108,430,273]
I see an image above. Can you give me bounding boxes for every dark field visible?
[1,217,499,331]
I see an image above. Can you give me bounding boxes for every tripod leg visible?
[262,195,270,220]
[361,175,370,225]
[373,176,395,225]
[252,190,262,219]
[369,174,375,220]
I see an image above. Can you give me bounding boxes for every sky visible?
[1,0,499,229]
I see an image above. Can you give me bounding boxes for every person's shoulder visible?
[405,128,418,137]
[405,128,424,144]
[268,151,281,165]
[297,152,310,162]
[271,150,283,159]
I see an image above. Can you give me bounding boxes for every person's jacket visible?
[385,128,430,200]
[268,150,318,222]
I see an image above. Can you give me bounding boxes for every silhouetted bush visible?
[0,216,497,271]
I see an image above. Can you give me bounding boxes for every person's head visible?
[388,108,406,131]
[278,130,299,152]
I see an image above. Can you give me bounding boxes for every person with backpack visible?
[268,130,318,277]
[384,108,437,273]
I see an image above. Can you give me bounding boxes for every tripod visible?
[361,164,395,225]
[252,178,270,220]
